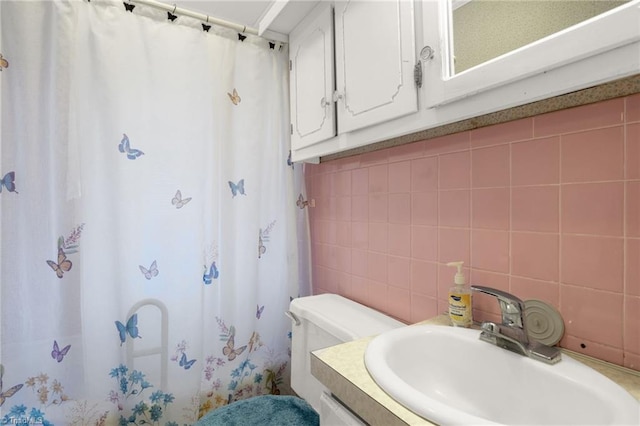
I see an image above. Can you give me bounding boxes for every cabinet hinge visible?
[289,60,292,71]
[290,123,293,135]
[414,60,423,89]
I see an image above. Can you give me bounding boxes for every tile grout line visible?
[557,126,564,319]
[508,140,513,293]
[622,97,628,364]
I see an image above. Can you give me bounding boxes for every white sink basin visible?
[365,325,640,425]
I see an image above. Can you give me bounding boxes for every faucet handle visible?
[471,285,526,329]
[470,285,524,305]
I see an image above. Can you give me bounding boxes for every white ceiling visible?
[173,0,320,35]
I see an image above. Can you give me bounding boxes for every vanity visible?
[311,314,640,426]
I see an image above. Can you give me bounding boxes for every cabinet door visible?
[422,0,640,108]
[334,0,417,134]
[289,3,336,150]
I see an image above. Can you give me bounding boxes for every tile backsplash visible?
[304,94,640,371]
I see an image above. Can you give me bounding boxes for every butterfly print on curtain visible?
[171,190,191,208]
[0,365,23,407]
[51,341,71,363]
[46,248,72,279]
[118,134,144,160]
[258,220,276,259]
[0,53,8,71]
[227,88,241,105]
[0,171,18,193]
[115,314,141,346]
[203,244,220,285]
[228,179,245,197]
[171,341,197,370]
[222,326,246,362]
[139,260,159,280]
[46,224,85,279]
[203,262,219,285]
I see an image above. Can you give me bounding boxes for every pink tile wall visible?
[304,94,640,371]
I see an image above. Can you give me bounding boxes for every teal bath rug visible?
[195,395,319,426]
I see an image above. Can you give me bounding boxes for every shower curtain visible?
[0,1,309,424]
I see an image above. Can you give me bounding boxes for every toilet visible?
[288,294,405,424]
[195,293,404,426]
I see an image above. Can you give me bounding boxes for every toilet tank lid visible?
[289,294,405,342]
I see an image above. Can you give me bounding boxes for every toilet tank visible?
[288,294,405,412]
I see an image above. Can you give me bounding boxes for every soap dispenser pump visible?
[447,261,472,328]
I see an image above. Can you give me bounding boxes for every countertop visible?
[310,315,640,426]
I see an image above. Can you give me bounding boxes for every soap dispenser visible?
[447,261,472,328]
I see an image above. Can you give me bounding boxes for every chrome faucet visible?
[470,285,562,364]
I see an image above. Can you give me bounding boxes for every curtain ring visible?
[206,15,209,23]
[172,4,177,14]
[242,25,246,33]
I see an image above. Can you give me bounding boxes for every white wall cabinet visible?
[289,1,418,152]
[288,0,640,162]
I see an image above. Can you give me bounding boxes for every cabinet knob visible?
[320,97,330,108]
[332,91,344,102]
[420,45,435,61]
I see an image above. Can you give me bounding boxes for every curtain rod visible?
[128,0,288,43]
